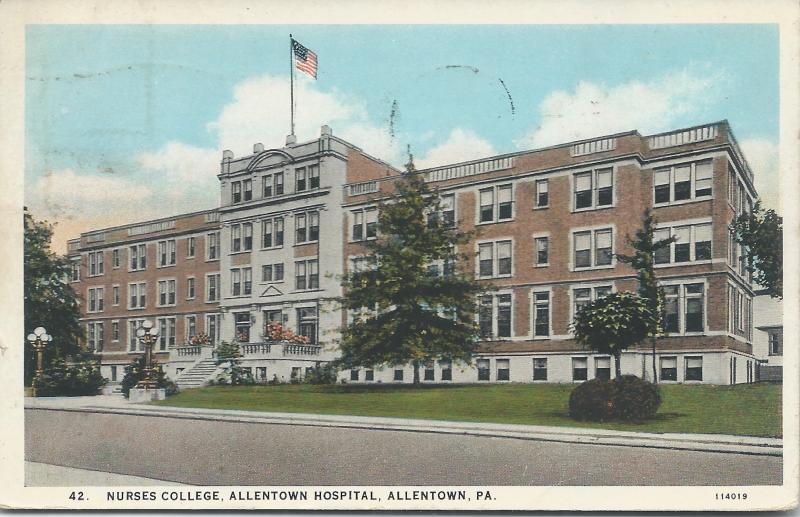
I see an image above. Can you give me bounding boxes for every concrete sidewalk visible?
[25,395,782,457]
[25,461,186,486]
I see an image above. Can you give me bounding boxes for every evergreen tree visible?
[337,156,485,383]
[616,210,675,383]
[24,209,84,386]
[214,340,253,385]
[731,201,782,298]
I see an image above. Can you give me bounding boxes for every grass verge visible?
[153,381,782,437]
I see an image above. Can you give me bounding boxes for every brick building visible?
[68,120,760,386]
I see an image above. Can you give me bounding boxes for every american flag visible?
[292,39,317,79]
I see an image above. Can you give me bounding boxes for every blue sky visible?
[25,24,780,251]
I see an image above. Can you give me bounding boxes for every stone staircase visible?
[175,358,219,390]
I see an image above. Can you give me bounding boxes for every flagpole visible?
[289,34,295,137]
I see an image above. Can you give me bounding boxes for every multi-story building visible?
[68,120,761,386]
[753,289,783,381]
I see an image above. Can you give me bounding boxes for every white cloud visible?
[740,138,780,212]
[207,74,403,163]
[416,128,497,168]
[137,141,219,184]
[516,68,720,149]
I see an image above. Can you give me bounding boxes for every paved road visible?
[25,408,782,486]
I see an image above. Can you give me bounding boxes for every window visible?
[295,259,319,290]
[535,237,549,266]
[157,317,176,351]
[533,358,548,381]
[654,222,712,265]
[350,369,360,381]
[572,285,612,321]
[263,310,286,332]
[111,366,118,382]
[231,181,242,203]
[574,168,613,210]
[478,293,512,339]
[478,184,513,223]
[393,369,404,381]
[365,369,375,381]
[297,307,318,343]
[261,217,285,248]
[661,283,705,334]
[234,312,250,342]
[423,362,435,381]
[87,287,104,313]
[206,232,220,260]
[533,291,550,337]
[768,331,782,356]
[86,322,104,352]
[157,240,176,267]
[243,179,252,201]
[128,319,146,351]
[186,315,197,340]
[351,208,377,241]
[263,173,284,197]
[295,211,320,243]
[309,165,320,189]
[685,356,703,381]
[535,179,549,208]
[572,357,588,381]
[441,194,455,227]
[573,228,613,269]
[496,359,510,381]
[112,285,120,306]
[595,357,611,380]
[660,356,677,381]
[262,263,285,282]
[296,167,307,192]
[478,240,512,278]
[653,160,713,205]
[70,261,80,282]
[187,237,196,258]
[88,251,104,276]
[112,249,120,269]
[230,223,253,252]
[205,313,220,344]
[256,367,267,382]
[129,244,147,271]
[206,273,220,302]
[439,360,452,381]
[477,358,490,381]
[157,279,176,306]
[186,277,195,299]
[128,282,147,309]
[230,267,252,296]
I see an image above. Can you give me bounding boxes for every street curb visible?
[25,402,783,457]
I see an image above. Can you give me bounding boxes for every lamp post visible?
[27,326,52,397]
[135,320,160,390]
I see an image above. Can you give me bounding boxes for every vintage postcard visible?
[0,0,798,511]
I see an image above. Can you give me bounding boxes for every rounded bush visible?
[568,378,616,422]
[612,375,662,422]
[568,375,662,423]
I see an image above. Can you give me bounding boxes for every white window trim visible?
[186,276,196,300]
[475,237,514,279]
[185,314,198,341]
[205,272,221,303]
[532,232,550,268]
[652,159,714,208]
[156,277,178,307]
[110,319,120,342]
[659,277,709,336]
[205,231,220,262]
[570,166,616,213]
[260,262,286,284]
[294,209,320,245]
[127,282,147,310]
[86,286,104,313]
[349,206,378,243]
[111,284,120,306]
[128,243,147,272]
[653,217,714,268]
[156,239,177,268]
[475,183,515,225]
[530,286,553,340]
[294,258,321,292]
[533,178,549,209]
[186,236,196,259]
[569,224,616,271]
[477,290,514,341]
[260,216,285,250]
[569,281,616,329]
[111,248,122,269]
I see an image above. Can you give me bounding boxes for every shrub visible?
[214,340,254,386]
[304,363,338,385]
[568,375,661,423]
[34,357,107,397]
[568,378,617,422]
[120,356,179,398]
[612,375,662,421]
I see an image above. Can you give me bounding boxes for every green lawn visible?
[153,382,782,438]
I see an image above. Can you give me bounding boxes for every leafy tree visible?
[732,201,783,298]
[571,292,656,379]
[120,356,178,398]
[34,357,107,397]
[214,340,254,385]
[24,209,84,386]
[617,210,675,383]
[337,156,485,383]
